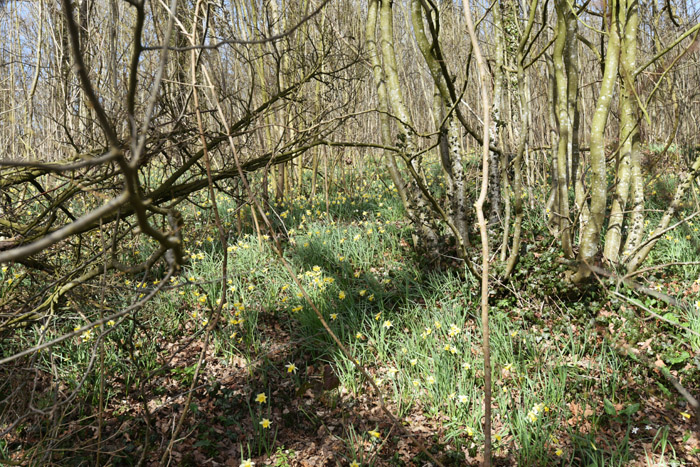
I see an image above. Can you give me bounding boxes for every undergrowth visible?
[2,172,700,466]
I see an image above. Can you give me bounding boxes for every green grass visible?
[4,170,700,465]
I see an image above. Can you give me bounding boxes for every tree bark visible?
[377,0,440,254]
[574,0,621,282]
[553,0,573,257]
[604,0,638,262]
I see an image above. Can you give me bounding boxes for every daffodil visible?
[368,430,380,438]
[286,363,297,374]
[525,402,545,422]
[255,393,267,404]
[260,418,271,429]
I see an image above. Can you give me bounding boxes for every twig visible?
[610,291,700,337]
[0,267,174,366]
[142,0,333,51]
[607,335,700,433]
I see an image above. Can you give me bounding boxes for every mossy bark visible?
[374,0,440,253]
[411,0,470,250]
[604,0,639,262]
[574,0,621,282]
[553,0,573,258]
[505,0,538,278]
[488,0,506,228]
[366,0,408,208]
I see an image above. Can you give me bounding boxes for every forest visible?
[1,0,700,465]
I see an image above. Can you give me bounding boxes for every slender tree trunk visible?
[546,55,559,230]
[553,0,573,257]
[377,0,440,253]
[574,0,621,282]
[309,13,326,204]
[564,5,581,246]
[626,149,700,272]
[604,0,638,262]
[248,0,280,204]
[411,0,470,250]
[462,2,493,462]
[367,0,409,208]
[505,0,538,277]
[488,0,506,228]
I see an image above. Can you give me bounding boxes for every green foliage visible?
[5,169,700,465]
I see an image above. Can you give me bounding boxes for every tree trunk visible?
[553,0,573,257]
[574,0,621,282]
[377,0,440,254]
[411,0,470,250]
[488,0,506,228]
[505,0,538,277]
[366,0,409,209]
[604,0,638,262]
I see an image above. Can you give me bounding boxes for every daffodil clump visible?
[526,402,548,423]
[298,265,334,293]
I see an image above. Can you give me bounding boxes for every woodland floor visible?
[3,176,700,466]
